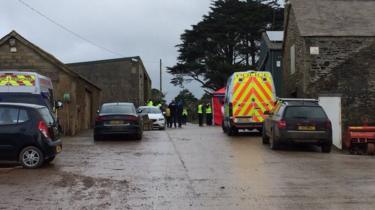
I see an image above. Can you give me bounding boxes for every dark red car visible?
[94,103,143,141]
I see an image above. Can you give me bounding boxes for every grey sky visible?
[0,0,216,102]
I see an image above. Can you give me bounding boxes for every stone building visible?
[258,31,283,96]
[282,0,375,140]
[0,31,101,136]
[67,57,151,107]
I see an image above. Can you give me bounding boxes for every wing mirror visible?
[264,111,271,115]
[55,100,63,109]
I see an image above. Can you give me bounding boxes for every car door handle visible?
[20,128,27,132]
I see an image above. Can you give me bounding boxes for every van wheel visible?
[262,128,269,144]
[228,127,238,136]
[19,146,44,169]
[222,123,226,133]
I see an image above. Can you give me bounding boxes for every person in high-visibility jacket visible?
[147,100,154,106]
[198,103,203,126]
[206,103,212,126]
[156,102,162,111]
[182,107,188,125]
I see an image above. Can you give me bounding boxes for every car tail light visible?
[278,120,287,129]
[38,121,50,138]
[95,116,103,122]
[127,116,138,122]
[325,121,332,129]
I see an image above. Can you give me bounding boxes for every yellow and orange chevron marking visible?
[0,74,36,86]
[232,75,275,122]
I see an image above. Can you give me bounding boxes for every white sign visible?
[310,47,319,55]
[276,61,281,67]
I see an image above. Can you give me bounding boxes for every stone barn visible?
[67,57,152,107]
[283,0,375,148]
[0,31,101,136]
[258,31,284,96]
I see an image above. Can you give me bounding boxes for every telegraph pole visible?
[160,59,163,93]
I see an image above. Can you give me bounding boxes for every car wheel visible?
[135,132,142,140]
[262,128,269,144]
[368,143,375,155]
[45,156,56,164]
[269,130,280,150]
[94,134,101,141]
[321,144,332,153]
[19,146,44,169]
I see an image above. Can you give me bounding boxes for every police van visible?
[0,71,61,111]
[222,71,276,136]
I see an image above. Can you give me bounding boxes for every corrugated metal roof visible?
[266,31,284,42]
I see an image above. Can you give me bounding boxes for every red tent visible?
[212,87,225,126]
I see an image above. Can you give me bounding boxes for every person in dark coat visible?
[168,100,177,128]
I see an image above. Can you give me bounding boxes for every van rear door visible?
[232,72,275,123]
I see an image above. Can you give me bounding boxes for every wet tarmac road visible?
[1,125,375,210]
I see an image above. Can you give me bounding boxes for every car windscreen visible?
[38,107,55,125]
[101,104,135,114]
[139,107,161,114]
[284,106,327,119]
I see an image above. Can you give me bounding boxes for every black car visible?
[94,102,143,140]
[263,99,332,153]
[0,103,62,168]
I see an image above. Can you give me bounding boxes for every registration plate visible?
[298,126,316,131]
[110,120,124,125]
[237,118,252,123]
[56,145,62,153]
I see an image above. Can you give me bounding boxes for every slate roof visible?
[289,0,375,36]
[0,31,101,90]
[67,56,151,81]
[262,31,283,50]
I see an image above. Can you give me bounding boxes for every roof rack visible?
[277,98,319,102]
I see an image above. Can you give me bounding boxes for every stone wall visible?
[68,58,151,107]
[0,36,101,135]
[282,8,307,97]
[283,7,375,128]
[334,43,375,127]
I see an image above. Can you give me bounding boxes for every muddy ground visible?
[1,125,375,210]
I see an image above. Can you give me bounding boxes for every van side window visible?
[18,109,29,123]
[0,107,19,125]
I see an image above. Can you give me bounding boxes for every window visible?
[139,107,161,114]
[38,107,55,125]
[0,107,29,125]
[101,104,135,114]
[0,107,18,125]
[290,45,296,74]
[284,106,327,119]
[18,109,29,123]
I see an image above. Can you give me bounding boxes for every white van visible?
[0,71,60,111]
[223,71,276,135]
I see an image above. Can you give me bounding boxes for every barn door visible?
[319,96,342,149]
[84,90,93,129]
